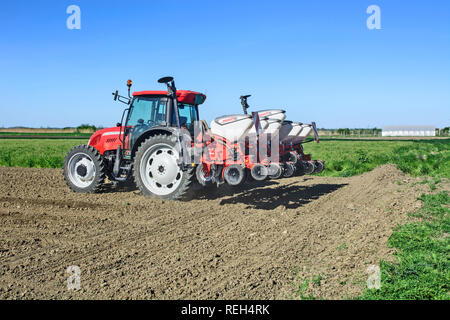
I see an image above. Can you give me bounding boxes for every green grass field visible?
[303,138,450,178]
[358,191,450,300]
[0,132,91,137]
[0,139,88,168]
[0,138,449,177]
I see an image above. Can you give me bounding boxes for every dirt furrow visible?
[0,165,434,299]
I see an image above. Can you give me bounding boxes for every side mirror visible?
[158,76,174,84]
[113,90,119,101]
[116,122,121,127]
[158,76,176,98]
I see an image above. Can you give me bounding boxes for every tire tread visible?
[62,145,105,193]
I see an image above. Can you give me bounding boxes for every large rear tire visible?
[133,134,194,200]
[63,145,105,193]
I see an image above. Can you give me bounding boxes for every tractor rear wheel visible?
[133,134,194,200]
[63,145,105,193]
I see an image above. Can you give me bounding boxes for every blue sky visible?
[0,0,449,128]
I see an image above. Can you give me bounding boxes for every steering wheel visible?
[132,119,149,136]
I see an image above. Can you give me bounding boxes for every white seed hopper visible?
[210,114,254,142]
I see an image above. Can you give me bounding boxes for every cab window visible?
[175,103,199,131]
[127,97,167,127]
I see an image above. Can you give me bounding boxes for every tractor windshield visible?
[176,103,199,132]
[128,97,167,127]
[126,96,167,148]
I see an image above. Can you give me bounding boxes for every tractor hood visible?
[88,126,124,154]
[89,127,122,142]
[132,90,206,105]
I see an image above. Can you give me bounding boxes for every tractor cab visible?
[84,77,206,187]
[126,90,205,148]
[103,77,206,153]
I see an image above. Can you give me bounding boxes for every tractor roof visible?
[132,90,206,105]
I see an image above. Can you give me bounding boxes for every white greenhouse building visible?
[382,125,435,137]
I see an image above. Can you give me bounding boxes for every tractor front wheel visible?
[133,134,194,200]
[63,145,105,193]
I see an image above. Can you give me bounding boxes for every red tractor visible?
[63,77,323,200]
[63,77,206,200]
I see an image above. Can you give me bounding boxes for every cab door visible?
[125,96,168,149]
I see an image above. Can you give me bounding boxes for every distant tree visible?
[336,128,351,136]
[76,124,97,133]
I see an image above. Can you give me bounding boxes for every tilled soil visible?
[0,165,435,299]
